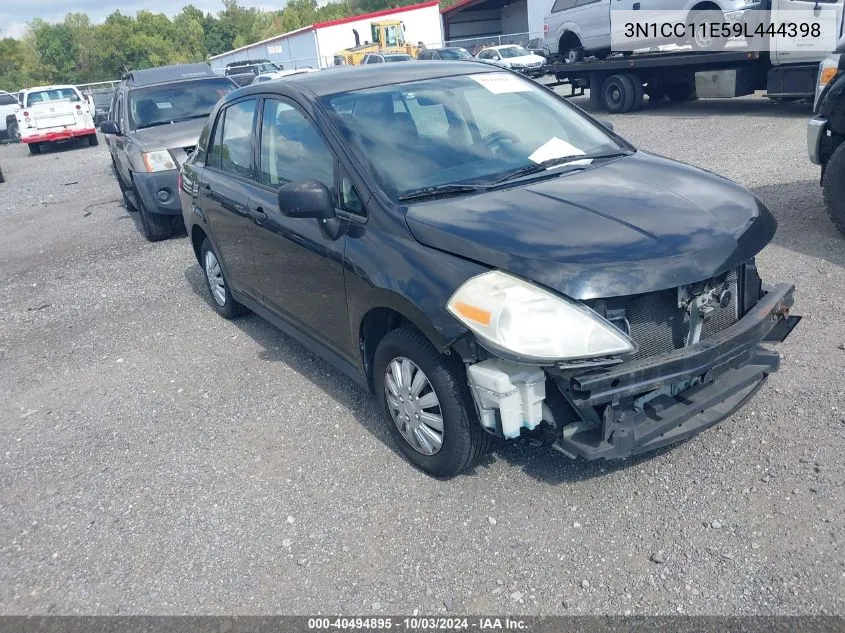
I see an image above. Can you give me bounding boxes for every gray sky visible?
[1,0,280,39]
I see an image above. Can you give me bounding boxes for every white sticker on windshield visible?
[469,73,533,94]
[529,137,590,165]
[156,102,173,109]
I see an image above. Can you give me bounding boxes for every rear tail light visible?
[75,104,81,110]
[543,23,549,34]
[177,172,183,191]
[23,111,28,116]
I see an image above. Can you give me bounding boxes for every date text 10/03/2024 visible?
[307,617,528,630]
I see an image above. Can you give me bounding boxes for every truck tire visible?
[822,142,845,237]
[87,133,99,146]
[626,73,645,111]
[601,74,636,113]
[28,142,41,155]
[373,326,493,478]
[0,164,4,183]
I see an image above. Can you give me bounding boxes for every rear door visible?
[198,98,262,300]
[246,95,352,358]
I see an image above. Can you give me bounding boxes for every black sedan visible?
[179,61,798,477]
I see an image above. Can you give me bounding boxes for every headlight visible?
[447,270,636,362]
[815,54,841,112]
[142,150,177,172]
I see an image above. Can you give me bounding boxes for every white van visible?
[543,0,762,62]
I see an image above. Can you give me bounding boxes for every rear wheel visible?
[88,133,99,146]
[134,182,173,241]
[373,327,492,478]
[601,74,636,113]
[822,142,845,237]
[200,238,246,319]
[689,8,727,51]
[0,164,4,184]
[28,142,41,155]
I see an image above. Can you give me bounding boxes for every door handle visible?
[250,206,266,223]
[202,183,211,192]
[633,2,640,8]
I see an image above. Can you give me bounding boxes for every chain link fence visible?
[77,80,120,125]
[444,31,544,56]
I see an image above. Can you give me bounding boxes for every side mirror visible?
[278,180,336,220]
[599,119,614,132]
[100,120,121,135]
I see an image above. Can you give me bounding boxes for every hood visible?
[129,117,206,153]
[404,151,777,300]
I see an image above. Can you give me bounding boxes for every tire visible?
[373,326,492,478]
[626,73,645,111]
[689,8,727,51]
[562,46,584,64]
[822,142,845,238]
[88,133,99,146]
[28,142,41,155]
[0,164,4,184]
[200,238,246,319]
[134,182,173,241]
[601,74,636,113]
[665,81,696,102]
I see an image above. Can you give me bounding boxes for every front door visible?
[198,97,261,300]
[247,96,352,359]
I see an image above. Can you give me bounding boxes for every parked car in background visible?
[526,38,551,59]
[225,59,282,86]
[361,53,415,64]
[417,47,473,60]
[0,90,21,140]
[85,89,115,126]
[475,45,546,77]
[100,63,238,241]
[543,0,763,62]
[808,41,845,237]
[179,62,798,478]
[252,68,319,84]
[12,85,97,154]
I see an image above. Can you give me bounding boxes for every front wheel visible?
[373,327,492,478]
[822,142,845,237]
[134,183,173,241]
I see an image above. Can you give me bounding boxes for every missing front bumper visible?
[549,282,798,460]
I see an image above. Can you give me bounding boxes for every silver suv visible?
[544,0,762,62]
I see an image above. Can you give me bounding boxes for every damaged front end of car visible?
[453,261,800,460]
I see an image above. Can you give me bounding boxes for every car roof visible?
[234,60,498,98]
[489,44,521,50]
[122,63,218,88]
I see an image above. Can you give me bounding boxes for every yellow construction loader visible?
[333,20,421,66]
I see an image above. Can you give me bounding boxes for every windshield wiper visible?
[398,183,488,202]
[491,151,633,186]
[137,114,210,129]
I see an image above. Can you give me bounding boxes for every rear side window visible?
[0,94,17,106]
[209,99,257,178]
[551,0,577,11]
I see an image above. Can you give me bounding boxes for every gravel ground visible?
[0,93,843,616]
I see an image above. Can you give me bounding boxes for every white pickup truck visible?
[14,85,98,155]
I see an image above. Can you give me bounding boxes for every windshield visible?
[440,48,472,60]
[128,77,235,130]
[319,72,625,198]
[499,46,530,58]
[26,88,80,108]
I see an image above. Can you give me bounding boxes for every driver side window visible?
[258,98,334,192]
